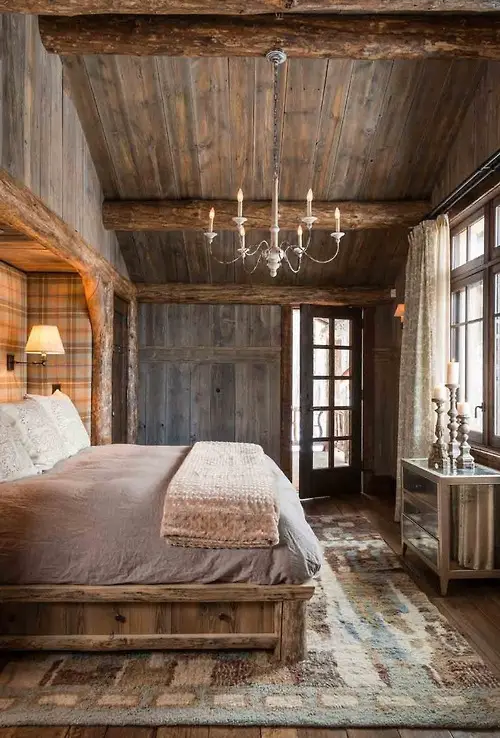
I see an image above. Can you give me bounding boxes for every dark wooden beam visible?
[136,283,394,306]
[39,14,500,59]
[103,199,429,231]
[5,1,500,13]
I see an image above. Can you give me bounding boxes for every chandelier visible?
[203,49,346,279]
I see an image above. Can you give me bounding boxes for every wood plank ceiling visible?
[63,54,486,285]
[0,223,75,273]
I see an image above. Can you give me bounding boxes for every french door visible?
[299,305,362,498]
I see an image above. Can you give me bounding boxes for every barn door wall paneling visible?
[138,304,282,463]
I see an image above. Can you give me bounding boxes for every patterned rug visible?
[1,512,500,728]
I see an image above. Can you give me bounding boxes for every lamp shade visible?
[25,325,65,355]
[394,304,405,322]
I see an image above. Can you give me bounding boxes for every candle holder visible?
[445,383,460,471]
[232,216,247,229]
[456,414,475,470]
[301,215,318,230]
[204,231,217,245]
[428,398,449,470]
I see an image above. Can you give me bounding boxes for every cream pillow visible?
[27,391,90,457]
[0,399,68,471]
[0,411,39,482]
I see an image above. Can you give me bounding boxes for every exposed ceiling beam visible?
[39,14,500,59]
[103,199,429,231]
[136,283,394,306]
[6,1,500,14]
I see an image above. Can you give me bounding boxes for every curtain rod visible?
[427,148,500,220]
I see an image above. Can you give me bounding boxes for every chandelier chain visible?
[272,59,280,182]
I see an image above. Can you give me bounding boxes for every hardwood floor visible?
[2,491,500,737]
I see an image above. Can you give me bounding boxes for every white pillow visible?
[0,399,68,471]
[0,412,39,482]
[27,391,90,457]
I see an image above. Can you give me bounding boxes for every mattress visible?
[0,444,322,585]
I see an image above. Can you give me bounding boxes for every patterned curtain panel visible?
[395,215,450,520]
[0,262,27,402]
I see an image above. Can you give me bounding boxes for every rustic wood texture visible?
[0,730,498,738]
[433,61,500,206]
[39,15,500,60]
[138,304,282,463]
[82,276,114,445]
[0,225,75,272]
[136,284,393,305]
[0,583,312,662]
[6,0,500,13]
[1,14,127,278]
[127,297,139,444]
[112,295,129,443]
[280,306,293,481]
[103,199,430,231]
[61,52,485,285]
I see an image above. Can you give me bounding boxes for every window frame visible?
[451,195,500,451]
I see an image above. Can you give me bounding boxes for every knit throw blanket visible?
[161,441,280,548]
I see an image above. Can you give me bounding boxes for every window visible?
[450,194,500,448]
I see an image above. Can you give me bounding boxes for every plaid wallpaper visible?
[0,262,27,402]
[27,275,92,433]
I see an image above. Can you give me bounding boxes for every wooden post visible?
[281,306,293,482]
[280,600,307,662]
[83,275,114,445]
[127,296,139,444]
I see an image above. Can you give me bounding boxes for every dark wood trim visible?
[362,307,375,493]
[280,306,293,482]
[136,284,394,306]
[38,14,500,60]
[127,297,139,444]
[6,0,500,14]
[140,346,281,362]
[102,199,430,232]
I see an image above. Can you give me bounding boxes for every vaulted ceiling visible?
[63,53,487,285]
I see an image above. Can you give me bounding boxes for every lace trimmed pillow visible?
[0,411,39,482]
[27,391,90,457]
[0,399,68,471]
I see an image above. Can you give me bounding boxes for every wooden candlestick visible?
[428,398,449,470]
[456,414,475,470]
[445,383,460,472]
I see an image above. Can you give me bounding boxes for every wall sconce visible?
[394,304,405,324]
[6,325,65,371]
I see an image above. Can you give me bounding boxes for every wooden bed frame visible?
[0,582,314,663]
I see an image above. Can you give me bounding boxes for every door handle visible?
[474,403,485,419]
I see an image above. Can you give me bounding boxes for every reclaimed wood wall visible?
[138,304,281,463]
[0,13,128,278]
[433,61,500,205]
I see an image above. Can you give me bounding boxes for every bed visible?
[0,443,320,662]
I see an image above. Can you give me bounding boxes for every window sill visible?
[471,444,500,471]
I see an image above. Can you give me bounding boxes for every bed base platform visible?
[0,582,314,663]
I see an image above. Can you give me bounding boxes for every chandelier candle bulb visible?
[237,188,243,218]
[335,207,341,232]
[209,207,215,232]
[307,189,313,218]
[447,361,460,386]
[297,224,303,249]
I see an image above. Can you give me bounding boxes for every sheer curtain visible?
[395,215,450,521]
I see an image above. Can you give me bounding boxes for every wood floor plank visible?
[0,730,69,738]
[67,729,107,738]
[399,732,453,738]
[299,730,348,738]
[157,729,210,738]
[263,731,300,738]
[105,730,155,738]
[347,731,399,738]
[209,730,260,738]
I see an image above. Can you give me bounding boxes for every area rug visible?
[1,513,500,728]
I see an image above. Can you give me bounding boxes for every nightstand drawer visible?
[402,515,438,567]
[402,468,437,509]
[403,498,438,538]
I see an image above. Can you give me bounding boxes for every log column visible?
[83,275,113,445]
[127,296,139,444]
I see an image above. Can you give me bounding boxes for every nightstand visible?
[401,458,500,595]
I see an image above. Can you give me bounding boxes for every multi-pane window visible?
[450,195,500,447]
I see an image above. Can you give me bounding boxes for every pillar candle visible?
[446,361,459,385]
[457,401,470,416]
[432,384,447,401]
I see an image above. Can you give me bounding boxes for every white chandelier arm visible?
[301,240,341,264]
